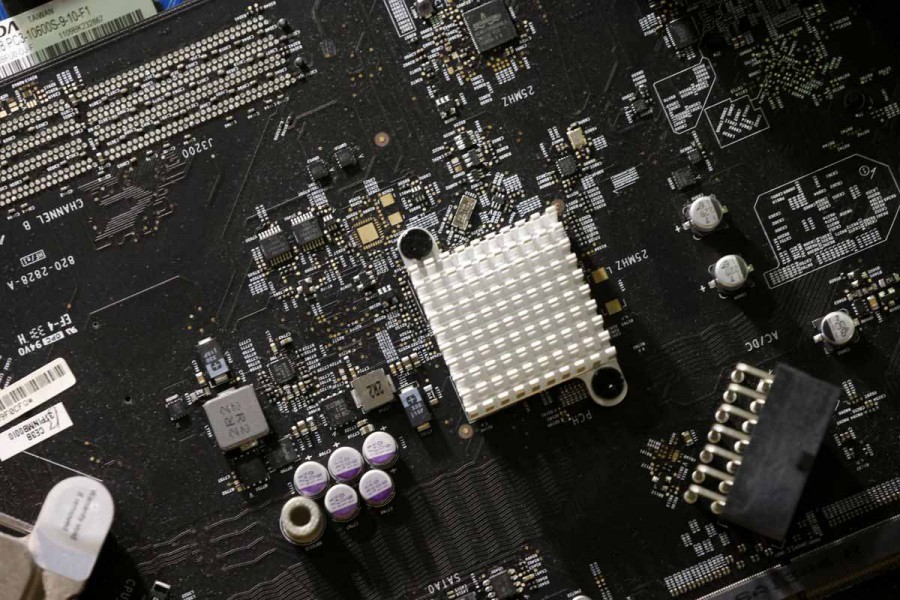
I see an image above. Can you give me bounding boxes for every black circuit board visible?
[1,1,899,599]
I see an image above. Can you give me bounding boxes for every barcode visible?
[0,363,68,411]
[0,10,144,80]
[0,53,39,80]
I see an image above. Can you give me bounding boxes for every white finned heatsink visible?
[407,208,625,422]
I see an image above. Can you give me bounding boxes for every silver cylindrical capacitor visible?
[359,469,396,508]
[327,446,365,483]
[280,496,326,545]
[323,484,361,522]
[818,311,857,346]
[685,195,725,235]
[712,255,752,292]
[293,461,330,499]
[361,431,399,468]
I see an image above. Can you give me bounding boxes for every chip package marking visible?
[464,0,519,54]
[321,394,356,427]
[269,358,296,385]
[292,217,325,248]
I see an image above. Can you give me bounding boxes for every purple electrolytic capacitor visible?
[324,484,360,522]
[327,446,365,483]
[293,461,330,499]
[359,469,395,508]
[361,431,399,468]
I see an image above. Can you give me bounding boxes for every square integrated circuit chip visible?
[488,571,518,599]
[235,457,268,485]
[292,217,325,248]
[322,394,356,427]
[666,18,698,50]
[259,229,291,266]
[269,357,296,385]
[267,437,299,469]
[556,155,578,178]
[464,0,518,54]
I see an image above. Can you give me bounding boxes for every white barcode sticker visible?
[0,358,76,428]
[0,402,73,461]
[0,0,157,81]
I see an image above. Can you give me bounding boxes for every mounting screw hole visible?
[590,368,625,401]
[398,227,435,261]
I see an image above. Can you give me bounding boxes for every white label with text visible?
[0,402,73,461]
[0,358,75,427]
[0,0,156,80]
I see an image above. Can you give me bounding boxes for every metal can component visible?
[359,469,396,508]
[327,446,365,483]
[711,255,752,292]
[293,461,330,499]
[361,431,399,468]
[279,497,326,546]
[816,311,857,346]
[685,194,726,234]
[323,484,361,522]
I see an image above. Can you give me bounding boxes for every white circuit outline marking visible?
[653,57,717,135]
[704,95,771,148]
[754,153,900,289]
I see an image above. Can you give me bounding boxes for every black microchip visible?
[266,438,299,469]
[436,96,458,120]
[686,147,703,164]
[671,166,697,191]
[851,298,871,316]
[166,397,188,421]
[353,270,377,292]
[666,18,698,50]
[631,98,652,118]
[556,155,579,179]
[400,386,432,430]
[322,394,356,427]
[235,457,268,485]
[488,571,518,599]
[335,146,358,169]
[381,287,400,307]
[463,149,483,167]
[464,0,518,54]
[292,218,325,248]
[307,157,330,181]
[722,364,839,541]
[260,230,291,266]
[269,357,296,384]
